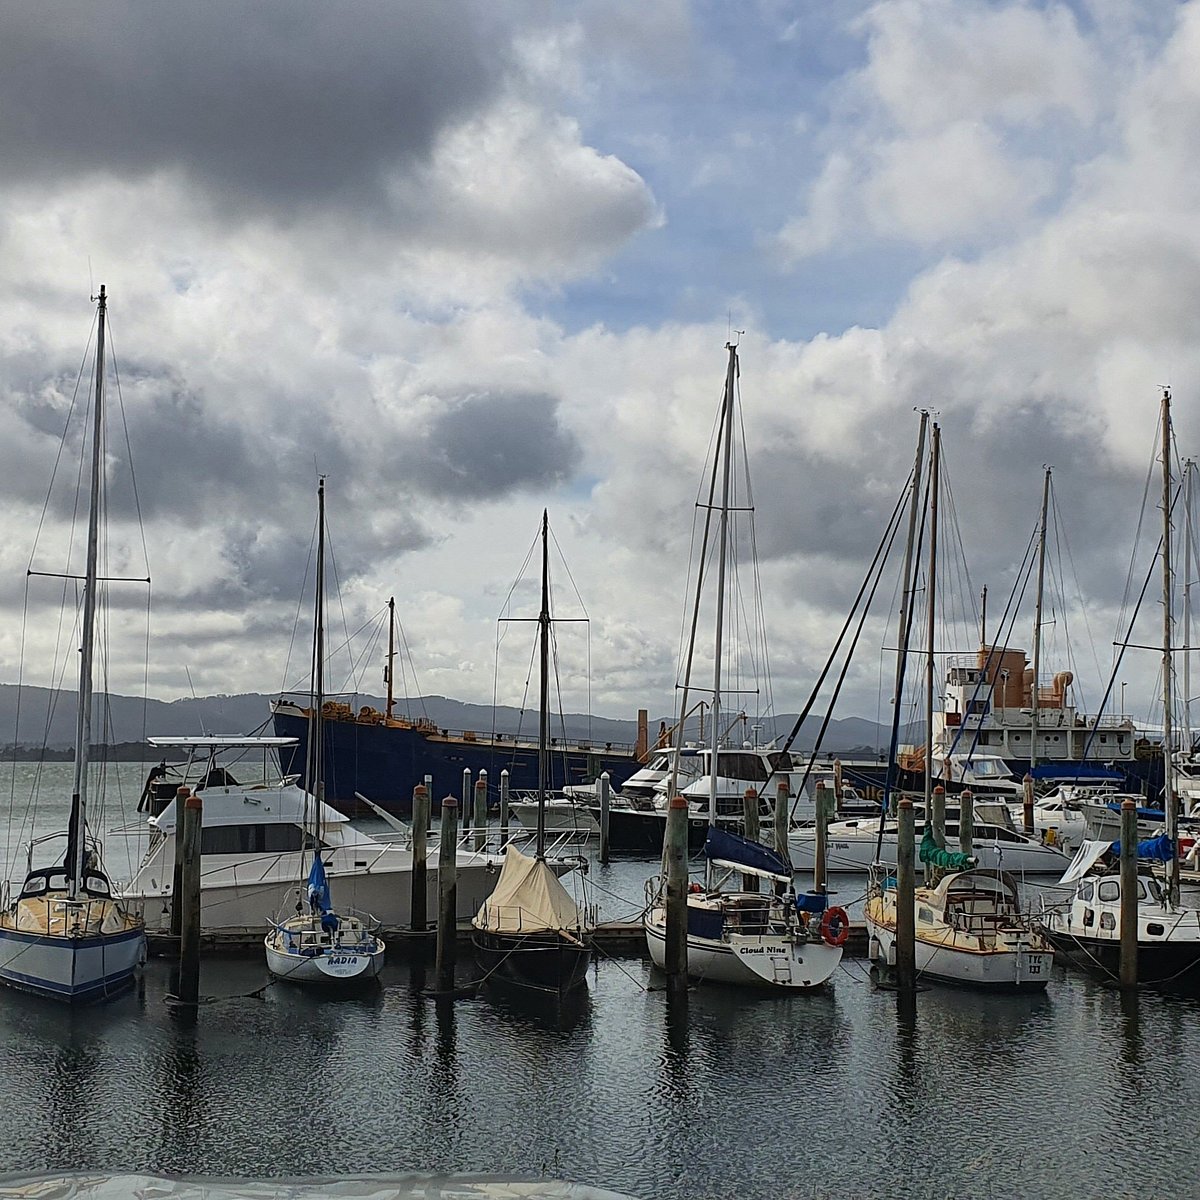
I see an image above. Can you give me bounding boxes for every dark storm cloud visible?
[0,2,504,211]
[403,390,583,499]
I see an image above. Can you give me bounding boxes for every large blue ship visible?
[270,696,642,816]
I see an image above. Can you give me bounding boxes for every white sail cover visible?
[472,845,585,935]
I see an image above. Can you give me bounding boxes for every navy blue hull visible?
[271,706,639,816]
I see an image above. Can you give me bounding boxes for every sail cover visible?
[307,855,331,912]
[471,844,586,935]
[704,827,792,883]
[1108,834,1174,861]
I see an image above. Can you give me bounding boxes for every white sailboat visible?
[643,343,843,991]
[0,286,146,1002]
[264,480,384,986]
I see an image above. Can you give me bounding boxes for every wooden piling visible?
[178,787,202,1007]
[436,796,459,992]
[774,778,789,860]
[499,769,510,848]
[474,770,488,852]
[1023,773,1035,834]
[599,772,611,865]
[742,787,760,892]
[1119,798,1139,990]
[663,791,689,997]
[411,783,430,933]
[461,769,472,834]
[896,797,916,994]
[928,784,946,884]
[814,780,831,894]
[959,788,974,859]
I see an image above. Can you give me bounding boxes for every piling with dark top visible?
[599,772,611,864]
[814,780,832,894]
[474,770,488,853]
[1023,773,1035,834]
[742,787,760,892]
[436,796,459,992]
[178,787,202,1007]
[411,783,430,932]
[959,788,974,859]
[664,791,689,997]
[896,797,916,994]
[461,769,472,834]
[1120,798,1139,990]
[499,770,510,847]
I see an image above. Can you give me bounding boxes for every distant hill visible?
[0,683,916,759]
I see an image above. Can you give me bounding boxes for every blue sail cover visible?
[307,855,332,912]
[1031,763,1124,781]
[1106,802,1166,821]
[1108,834,1174,862]
[704,827,793,883]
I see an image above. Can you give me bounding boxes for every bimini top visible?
[148,736,298,750]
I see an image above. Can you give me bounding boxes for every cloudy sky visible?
[0,0,1196,732]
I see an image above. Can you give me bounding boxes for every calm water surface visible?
[0,763,1194,1198]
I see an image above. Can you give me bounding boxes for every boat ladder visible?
[769,950,792,985]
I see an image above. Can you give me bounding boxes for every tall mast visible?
[69,284,107,897]
[385,596,396,721]
[880,411,928,828]
[980,586,987,647]
[1029,467,1051,779]
[311,478,327,854]
[923,423,940,813]
[1185,460,1195,751]
[537,509,550,861]
[708,343,738,851]
[1161,391,1179,904]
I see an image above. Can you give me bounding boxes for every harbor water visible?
[1,763,1197,1198]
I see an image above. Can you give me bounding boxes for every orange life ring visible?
[819,906,850,947]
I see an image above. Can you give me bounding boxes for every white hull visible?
[510,800,599,836]
[264,937,383,985]
[790,829,1069,876]
[126,853,502,936]
[644,906,841,990]
[0,924,144,1002]
[865,914,1050,988]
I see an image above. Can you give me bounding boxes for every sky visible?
[0,0,1197,732]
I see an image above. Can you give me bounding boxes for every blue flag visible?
[307,855,331,913]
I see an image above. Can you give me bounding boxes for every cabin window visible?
[1080,882,1094,901]
[918,907,934,923]
[767,752,794,772]
[1136,880,1150,900]
[1083,907,1095,927]
[201,823,311,855]
[717,753,769,782]
[1147,923,1166,937]
[1099,912,1116,931]
[966,699,989,715]
[1097,880,1120,902]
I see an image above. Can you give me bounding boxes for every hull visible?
[864,911,1050,990]
[128,857,504,938]
[471,928,591,996]
[510,800,599,836]
[1040,924,1200,990]
[586,805,720,855]
[0,924,144,1003]
[790,829,1069,875]
[264,936,384,986]
[272,703,638,816]
[643,907,841,990]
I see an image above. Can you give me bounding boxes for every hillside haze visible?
[0,685,909,757]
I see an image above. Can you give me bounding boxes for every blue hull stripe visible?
[0,925,144,952]
[0,962,139,1001]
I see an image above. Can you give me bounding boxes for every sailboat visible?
[643,343,843,991]
[470,511,594,997]
[0,286,146,1002]
[1037,390,1200,989]
[264,480,385,986]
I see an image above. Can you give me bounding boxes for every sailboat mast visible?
[923,423,940,813]
[709,343,738,844]
[312,478,327,854]
[537,509,550,860]
[1029,467,1051,779]
[1185,460,1195,751]
[1161,391,1179,904]
[385,596,396,721]
[69,284,107,897]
